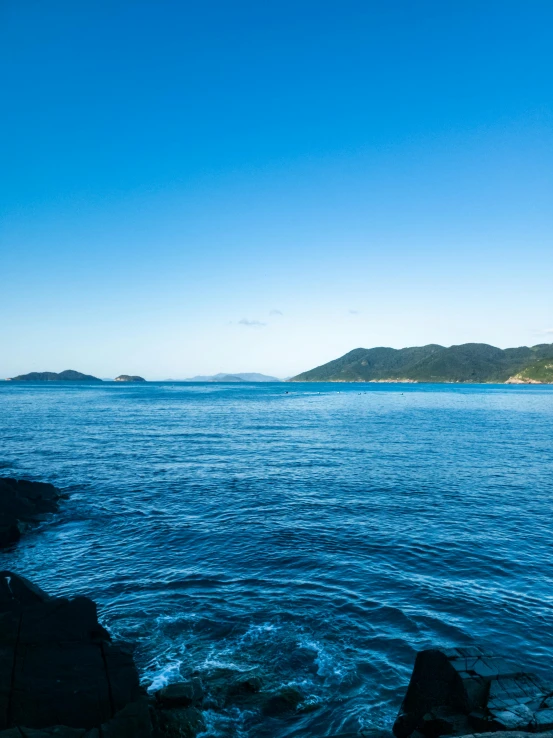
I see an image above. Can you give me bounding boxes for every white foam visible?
[155,611,197,626]
[197,707,253,738]
[297,635,347,682]
[146,658,184,693]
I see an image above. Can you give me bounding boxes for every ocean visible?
[1,381,552,737]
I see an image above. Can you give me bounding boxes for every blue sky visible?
[1,1,552,378]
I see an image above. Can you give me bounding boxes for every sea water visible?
[1,381,552,737]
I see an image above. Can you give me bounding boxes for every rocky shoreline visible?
[393,647,553,738]
[0,478,66,549]
[2,477,553,737]
[0,570,150,736]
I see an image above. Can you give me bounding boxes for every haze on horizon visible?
[1,1,552,380]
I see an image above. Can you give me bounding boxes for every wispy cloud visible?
[348,309,360,315]
[535,328,553,336]
[238,318,266,327]
[270,309,283,316]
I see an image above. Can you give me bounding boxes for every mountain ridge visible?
[184,372,282,382]
[290,343,553,383]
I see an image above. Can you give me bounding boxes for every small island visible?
[115,375,146,382]
[8,370,102,382]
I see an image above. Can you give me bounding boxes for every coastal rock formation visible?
[114,375,146,382]
[0,480,202,737]
[337,734,553,738]
[505,377,542,384]
[3,476,551,738]
[393,647,553,738]
[0,478,64,548]
[152,680,205,737]
[155,679,204,709]
[0,571,151,737]
[451,733,553,738]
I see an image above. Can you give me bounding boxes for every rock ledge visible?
[394,648,553,738]
[0,571,151,737]
[0,478,64,548]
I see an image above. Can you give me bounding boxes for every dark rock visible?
[0,572,50,606]
[193,667,235,710]
[2,728,94,736]
[262,686,303,717]
[154,706,204,738]
[155,679,203,709]
[418,706,472,737]
[394,648,553,738]
[326,733,394,738]
[453,733,553,738]
[0,524,21,548]
[0,571,151,737]
[100,697,152,737]
[227,673,263,697]
[221,672,265,710]
[0,478,63,548]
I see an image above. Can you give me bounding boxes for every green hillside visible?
[291,343,553,383]
[508,357,553,384]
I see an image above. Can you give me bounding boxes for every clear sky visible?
[1,1,552,379]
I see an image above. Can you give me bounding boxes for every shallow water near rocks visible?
[1,381,553,737]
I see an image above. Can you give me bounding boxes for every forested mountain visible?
[291,343,553,383]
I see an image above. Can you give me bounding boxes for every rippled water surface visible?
[1,381,553,736]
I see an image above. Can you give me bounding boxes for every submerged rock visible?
[152,707,204,738]
[327,732,394,738]
[262,685,304,717]
[155,679,203,709]
[0,478,64,548]
[152,678,206,737]
[227,673,263,698]
[394,647,553,738]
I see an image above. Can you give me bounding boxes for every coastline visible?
[3,474,553,737]
[287,378,553,384]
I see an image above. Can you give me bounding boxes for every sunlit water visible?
[1,381,553,737]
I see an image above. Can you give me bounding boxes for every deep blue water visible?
[1,381,553,737]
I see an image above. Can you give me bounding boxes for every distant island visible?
[6,370,149,383]
[185,373,282,382]
[8,370,102,382]
[290,343,553,383]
